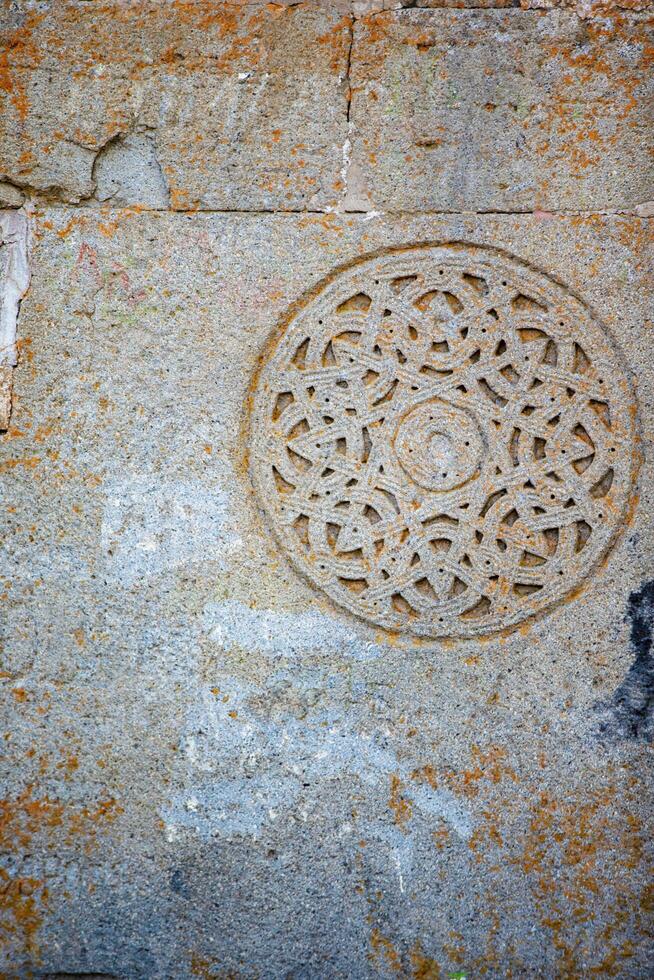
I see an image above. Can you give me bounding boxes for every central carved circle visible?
[394,399,484,491]
[249,245,636,639]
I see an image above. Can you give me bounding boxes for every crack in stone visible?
[1,201,647,217]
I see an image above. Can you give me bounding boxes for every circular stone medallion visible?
[248,245,636,638]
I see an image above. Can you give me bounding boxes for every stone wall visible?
[1,1,652,977]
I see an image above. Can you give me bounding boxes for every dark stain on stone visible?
[596,580,654,741]
[170,867,191,899]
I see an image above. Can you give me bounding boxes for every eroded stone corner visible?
[0,208,30,430]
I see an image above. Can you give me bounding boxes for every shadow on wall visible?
[596,580,654,741]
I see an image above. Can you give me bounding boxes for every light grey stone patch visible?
[93,130,170,209]
[0,181,25,208]
[409,783,473,838]
[163,777,302,841]
[0,208,30,428]
[162,679,474,842]
[366,823,417,895]
[0,210,30,369]
[101,478,242,587]
[203,599,384,661]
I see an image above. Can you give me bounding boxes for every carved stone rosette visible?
[249,245,637,639]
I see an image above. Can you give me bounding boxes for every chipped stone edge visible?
[0,209,30,429]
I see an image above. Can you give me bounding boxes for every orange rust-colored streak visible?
[369,927,403,975]
[0,786,123,959]
[388,774,413,830]
[409,940,440,979]
[0,868,47,963]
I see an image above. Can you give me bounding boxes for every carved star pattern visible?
[250,247,635,638]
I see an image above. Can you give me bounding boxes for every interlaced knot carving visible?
[249,245,636,638]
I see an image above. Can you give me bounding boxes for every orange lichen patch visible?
[519,15,650,181]
[0,867,48,963]
[413,744,518,800]
[442,930,466,967]
[448,757,651,977]
[388,774,413,830]
[359,11,393,48]
[0,10,44,120]
[369,927,403,975]
[615,217,654,261]
[97,218,123,239]
[72,628,85,648]
[189,952,217,978]
[11,687,27,703]
[0,456,41,472]
[468,813,503,865]
[55,754,80,777]
[0,786,123,855]
[412,763,438,790]
[0,423,28,441]
[409,941,440,979]
[641,882,654,916]
[31,419,59,443]
[55,216,81,240]
[369,930,443,978]
[316,14,353,74]
[0,786,122,959]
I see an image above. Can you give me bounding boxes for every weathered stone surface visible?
[0,0,351,209]
[348,9,653,211]
[1,0,653,975]
[1,206,652,976]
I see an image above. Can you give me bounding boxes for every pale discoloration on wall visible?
[101,479,242,586]
[162,678,473,841]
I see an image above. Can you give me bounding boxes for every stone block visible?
[0,0,352,209]
[1,205,652,976]
[348,8,653,211]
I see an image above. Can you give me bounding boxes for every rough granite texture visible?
[0,1,653,979]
